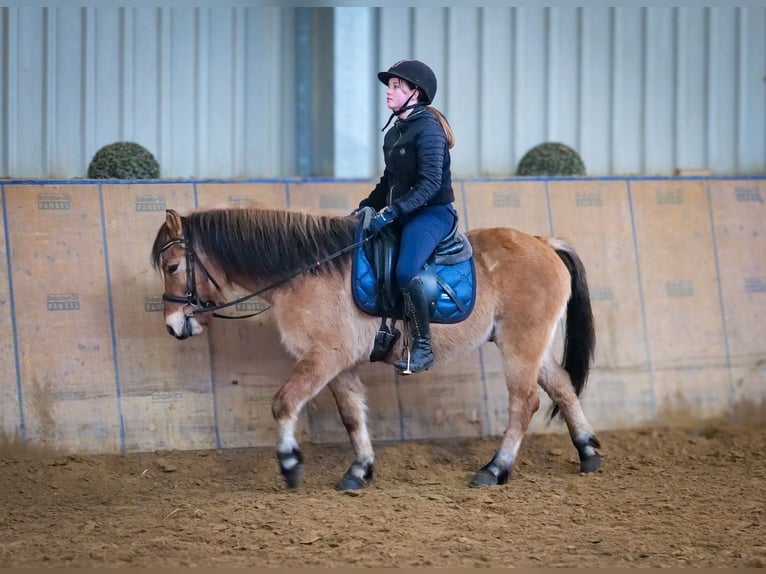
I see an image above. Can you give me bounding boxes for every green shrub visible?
[516,142,586,176]
[87,141,160,179]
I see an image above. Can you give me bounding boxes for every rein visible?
[160,220,371,320]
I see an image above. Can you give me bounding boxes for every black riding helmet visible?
[378,60,437,104]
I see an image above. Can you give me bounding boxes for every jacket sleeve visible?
[390,119,447,218]
[358,170,389,211]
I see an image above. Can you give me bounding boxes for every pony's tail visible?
[551,242,596,419]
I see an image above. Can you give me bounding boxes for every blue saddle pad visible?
[351,224,476,324]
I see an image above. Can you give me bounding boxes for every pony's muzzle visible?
[166,313,197,340]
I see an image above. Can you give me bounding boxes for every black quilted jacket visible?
[359,105,454,218]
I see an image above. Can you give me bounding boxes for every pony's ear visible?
[165,209,183,237]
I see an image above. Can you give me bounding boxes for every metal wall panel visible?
[1,7,764,179]
[370,6,765,178]
[1,6,296,179]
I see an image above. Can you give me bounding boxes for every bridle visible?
[159,236,223,317]
[159,217,373,320]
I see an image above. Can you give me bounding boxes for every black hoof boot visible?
[277,448,304,489]
[575,435,602,474]
[336,462,374,491]
[469,461,509,487]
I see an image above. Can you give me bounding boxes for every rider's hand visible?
[368,207,396,234]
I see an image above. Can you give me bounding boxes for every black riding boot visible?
[393,276,435,374]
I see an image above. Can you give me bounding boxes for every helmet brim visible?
[377,71,401,86]
[377,71,432,104]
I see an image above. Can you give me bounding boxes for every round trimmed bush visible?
[516,142,586,176]
[87,141,160,179]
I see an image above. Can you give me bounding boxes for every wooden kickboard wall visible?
[0,177,763,453]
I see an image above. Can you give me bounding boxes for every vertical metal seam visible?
[477,7,484,175]
[2,183,26,440]
[577,7,583,155]
[194,179,220,448]
[544,7,552,139]
[83,8,96,175]
[735,7,744,172]
[45,7,56,176]
[233,8,246,178]
[608,7,616,174]
[703,7,711,169]
[5,8,18,175]
[640,8,647,173]
[196,8,210,178]
[462,179,491,435]
[512,8,523,169]
[509,7,516,170]
[673,7,680,172]
[159,7,172,178]
[704,178,736,419]
[98,183,126,454]
[627,179,658,424]
[295,8,311,176]
[121,7,134,140]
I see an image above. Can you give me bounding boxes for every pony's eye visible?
[167,264,179,274]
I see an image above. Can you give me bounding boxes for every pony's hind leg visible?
[328,370,375,491]
[538,352,602,473]
[471,356,541,487]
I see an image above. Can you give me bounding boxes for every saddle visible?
[351,206,476,331]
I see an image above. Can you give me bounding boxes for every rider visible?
[354,59,458,374]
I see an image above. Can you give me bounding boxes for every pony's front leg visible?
[328,370,374,490]
[272,351,343,489]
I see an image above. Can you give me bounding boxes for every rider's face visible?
[386,77,417,111]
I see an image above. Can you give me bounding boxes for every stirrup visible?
[399,347,413,375]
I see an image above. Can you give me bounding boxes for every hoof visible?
[575,435,602,474]
[336,463,374,491]
[277,448,304,489]
[282,465,304,489]
[580,453,602,474]
[336,474,367,491]
[469,464,509,488]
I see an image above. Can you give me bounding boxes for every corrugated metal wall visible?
[0,6,300,179]
[1,7,764,179]
[367,6,765,178]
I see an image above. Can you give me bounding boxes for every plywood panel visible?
[547,180,655,426]
[398,351,486,441]
[196,182,288,210]
[653,366,733,423]
[462,180,550,235]
[708,179,766,412]
[287,181,371,215]
[195,182,298,448]
[548,180,646,367]
[579,371,656,430]
[2,177,763,455]
[102,183,217,452]
[0,186,22,442]
[205,317,296,449]
[6,184,121,452]
[354,362,403,442]
[630,179,731,418]
[307,362,402,445]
